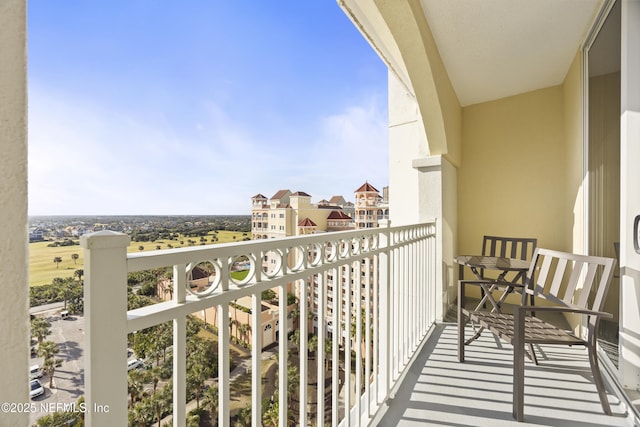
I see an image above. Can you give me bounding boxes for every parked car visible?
[29,365,43,379]
[127,358,144,371]
[29,379,44,399]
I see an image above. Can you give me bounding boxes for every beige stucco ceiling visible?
[420,0,605,106]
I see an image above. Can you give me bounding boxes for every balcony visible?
[80,221,638,426]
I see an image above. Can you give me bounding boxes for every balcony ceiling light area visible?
[420,0,604,106]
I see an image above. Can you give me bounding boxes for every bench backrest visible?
[482,235,537,260]
[525,248,616,313]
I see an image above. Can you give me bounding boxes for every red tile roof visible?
[252,193,267,199]
[292,191,311,197]
[355,182,379,193]
[327,210,352,220]
[271,189,291,200]
[298,217,317,227]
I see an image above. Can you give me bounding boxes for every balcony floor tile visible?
[373,324,636,427]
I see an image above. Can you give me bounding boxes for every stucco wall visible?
[0,0,29,424]
[458,86,567,256]
[388,71,423,226]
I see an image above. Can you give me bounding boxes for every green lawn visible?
[29,230,249,287]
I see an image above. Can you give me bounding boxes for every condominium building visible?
[251,183,389,341]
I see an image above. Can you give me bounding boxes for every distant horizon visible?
[28,3,388,216]
[29,213,251,218]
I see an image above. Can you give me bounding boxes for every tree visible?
[31,316,51,344]
[262,400,294,427]
[129,399,154,427]
[262,400,279,427]
[38,341,63,388]
[289,329,300,350]
[128,368,149,407]
[286,362,299,407]
[71,253,79,264]
[52,277,74,310]
[53,256,62,269]
[234,403,250,427]
[308,334,319,358]
[202,384,219,426]
[73,268,84,282]
[186,337,213,410]
[149,392,166,427]
[148,365,164,395]
[324,338,332,374]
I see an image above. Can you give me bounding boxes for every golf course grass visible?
[29,230,249,287]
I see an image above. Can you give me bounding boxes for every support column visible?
[0,2,28,426]
[81,231,130,427]
[413,155,458,322]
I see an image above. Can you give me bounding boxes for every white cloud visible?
[28,86,388,215]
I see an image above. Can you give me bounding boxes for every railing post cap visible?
[80,230,131,249]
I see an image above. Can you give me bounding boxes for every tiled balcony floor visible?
[372,323,637,427]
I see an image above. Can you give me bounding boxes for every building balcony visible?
[80,221,638,427]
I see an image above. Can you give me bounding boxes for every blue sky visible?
[28,1,388,215]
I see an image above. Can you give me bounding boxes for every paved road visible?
[29,309,84,426]
[29,301,64,316]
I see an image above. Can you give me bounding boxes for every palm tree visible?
[149,392,165,427]
[308,334,319,358]
[202,384,219,426]
[31,317,51,344]
[289,329,300,351]
[287,362,299,407]
[73,268,84,282]
[128,368,149,407]
[262,400,279,427]
[187,363,207,409]
[52,277,73,310]
[53,256,62,268]
[129,399,154,427]
[148,365,164,395]
[234,403,251,427]
[324,338,332,375]
[71,253,79,264]
[38,341,63,388]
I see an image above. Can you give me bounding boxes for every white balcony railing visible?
[81,220,437,427]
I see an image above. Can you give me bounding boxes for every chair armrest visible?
[514,305,613,319]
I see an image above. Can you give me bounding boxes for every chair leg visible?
[513,308,525,422]
[527,343,538,365]
[458,281,465,362]
[588,343,612,415]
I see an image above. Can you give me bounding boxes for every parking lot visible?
[30,309,84,425]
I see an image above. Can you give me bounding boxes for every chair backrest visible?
[482,236,537,261]
[525,248,616,313]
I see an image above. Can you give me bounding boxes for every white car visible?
[127,358,144,371]
[29,365,43,379]
[29,379,44,399]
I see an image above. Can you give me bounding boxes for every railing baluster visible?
[83,221,437,427]
[251,291,262,427]
[173,263,187,427]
